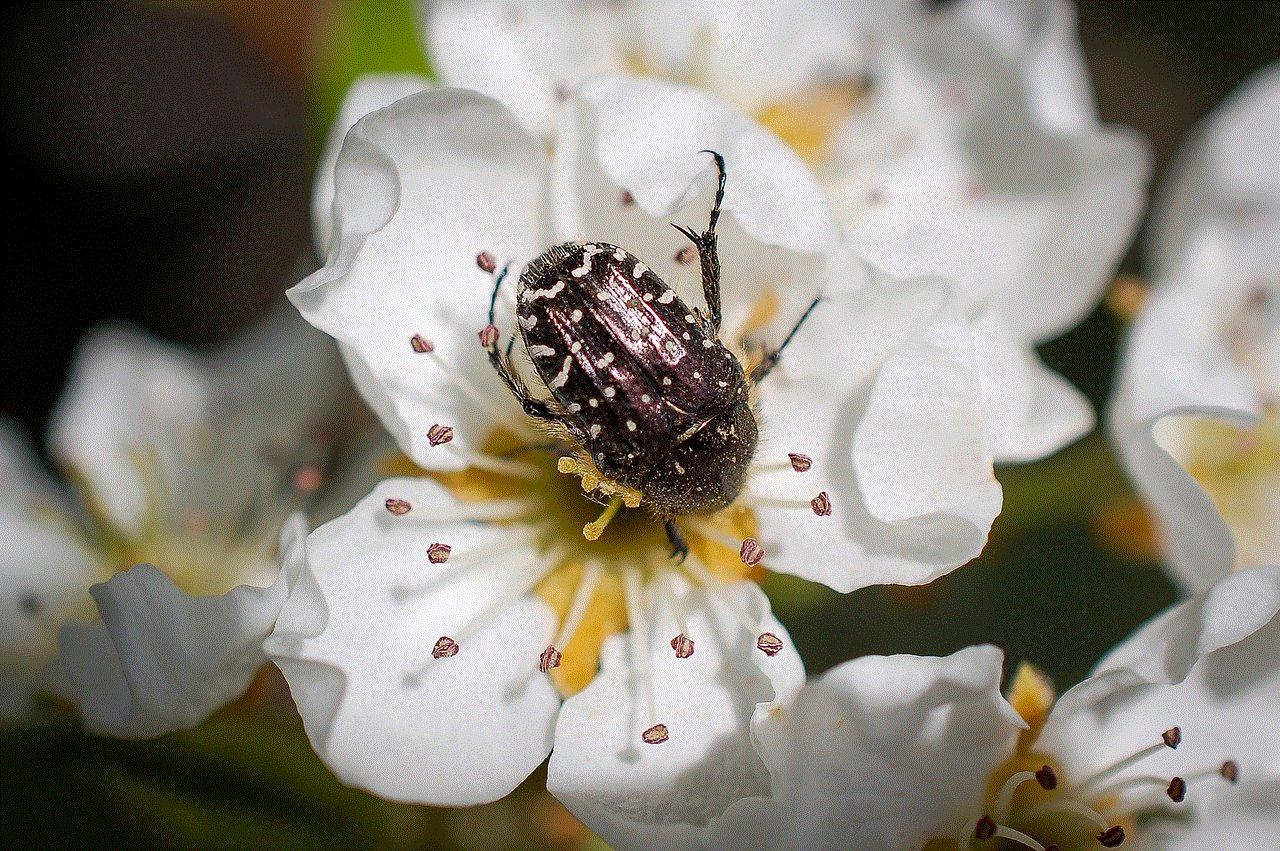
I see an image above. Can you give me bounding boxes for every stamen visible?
[427,548,565,662]
[410,334,434,353]
[623,567,665,744]
[443,440,541,480]
[391,530,540,603]
[1220,760,1239,783]
[682,555,781,655]
[788,453,812,472]
[543,561,604,672]
[538,645,562,672]
[426,542,451,564]
[670,633,695,658]
[739,537,765,566]
[1022,797,1108,830]
[478,324,501,348]
[476,251,497,274]
[583,494,625,541]
[1074,729,1182,796]
[421,348,530,437]
[966,815,1046,851]
[995,770,1039,820]
[739,492,831,515]
[427,424,454,446]
[1166,777,1186,802]
[683,518,746,552]
[1036,765,1058,790]
[661,574,694,658]
[1089,773,1182,803]
[810,491,832,516]
[383,497,535,524]
[1176,760,1241,786]
[385,497,412,515]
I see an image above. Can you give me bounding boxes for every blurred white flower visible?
[676,566,1280,851]
[268,73,1000,822]
[421,0,1151,461]
[0,304,346,734]
[1111,64,1279,593]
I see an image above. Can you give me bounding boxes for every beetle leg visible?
[749,296,822,384]
[672,150,727,335]
[663,518,690,563]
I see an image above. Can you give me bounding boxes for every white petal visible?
[707,645,1023,851]
[312,73,434,258]
[289,87,552,465]
[45,534,303,738]
[750,260,1001,592]
[422,0,626,138]
[971,307,1094,461]
[1131,780,1280,851]
[548,580,803,850]
[47,323,208,536]
[264,478,560,805]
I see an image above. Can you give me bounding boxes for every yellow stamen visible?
[583,494,624,541]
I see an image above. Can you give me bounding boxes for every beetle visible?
[482,151,817,559]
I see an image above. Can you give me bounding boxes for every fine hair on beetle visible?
[478,150,820,560]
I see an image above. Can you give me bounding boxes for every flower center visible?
[935,664,1240,851]
[754,77,874,165]
[1154,285,1279,570]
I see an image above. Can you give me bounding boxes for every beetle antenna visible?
[697,149,726,234]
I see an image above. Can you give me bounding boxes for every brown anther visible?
[1162,727,1182,749]
[1097,825,1125,847]
[539,645,562,672]
[427,542,451,564]
[294,465,322,494]
[384,497,412,516]
[410,333,434,353]
[476,251,497,274]
[756,632,784,656]
[973,816,996,841]
[620,189,635,207]
[739,537,765,567]
[427,424,454,446]
[1220,760,1239,783]
[432,636,459,658]
[642,723,669,744]
[811,491,832,516]
[1035,765,1058,790]
[18,593,42,617]
[1166,776,1186,802]
[479,324,501,348]
[670,633,694,658]
[787,452,812,472]
[674,245,696,265]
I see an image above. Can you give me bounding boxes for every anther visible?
[1035,765,1058,790]
[539,645,562,672]
[1221,760,1239,783]
[674,245,695,265]
[432,636,459,658]
[1097,825,1125,847]
[1162,727,1181,748]
[479,324,501,348]
[476,251,497,274]
[739,537,765,567]
[427,424,454,446]
[427,542,451,564]
[620,190,635,207]
[18,592,42,618]
[293,465,322,494]
[788,452,812,472]
[1166,776,1186,802]
[974,816,997,841]
[670,633,695,658]
[411,333,434,353]
[384,497,412,516]
[756,632,784,656]
[642,723,669,744]
[811,491,832,516]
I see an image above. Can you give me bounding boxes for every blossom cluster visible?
[6,2,1276,850]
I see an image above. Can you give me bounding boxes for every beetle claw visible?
[664,519,690,564]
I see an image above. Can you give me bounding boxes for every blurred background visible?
[2,1,1278,848]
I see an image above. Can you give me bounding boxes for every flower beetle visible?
[483,151,817,559]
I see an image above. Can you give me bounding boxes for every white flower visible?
[421,0,1151,461]
[689,566,1280,851]
[268,73,1000,825]
[1110,64,1279,593]
[1,304,344,734]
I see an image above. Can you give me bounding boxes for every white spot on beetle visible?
[571,308,583,322]
[633,262,648,278]
[701,339,713,348]
[643,292,654,302]
[518,313,537,329]
[682,331,691,340]
[570,341,582,353]
[657,290,676,304]
[527,280,565,301]
[626,420,637,431]
[589,398,599,407]
[589,424,602,438]
[595,352,615,368]
[662,377,672,385]
[693,371,701,378]
[568,402,581,412]
[641,394,651,403]
[603,387,616,398]
[673,461,685,474]
[528,344,555,358]
[548,356,573,389]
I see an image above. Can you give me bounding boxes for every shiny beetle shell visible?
[516,241,756,516]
